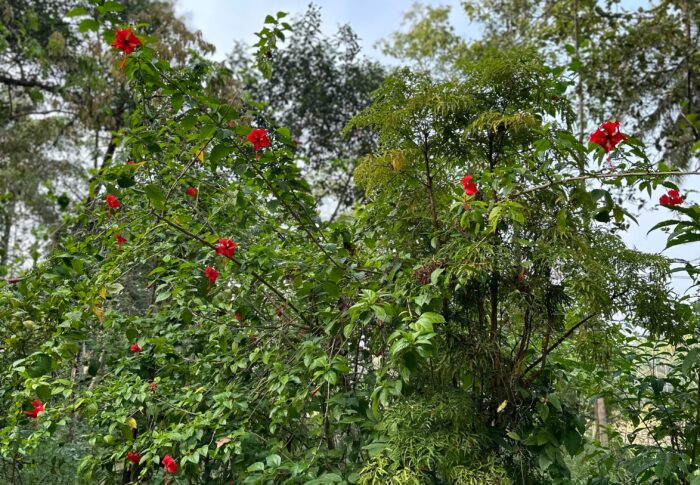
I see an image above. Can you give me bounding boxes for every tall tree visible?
[0,0,219,275]
[461,0,700,168]
[229,5,384,219]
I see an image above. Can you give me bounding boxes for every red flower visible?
[246,128,271,152]
[235,313,242,321]
[461,176,477,196]
[127,160,136,165]
[162,455,178,473]
[660,189,684,207]
[111,28,142,55]
[589,120,626,153]
[204,266,219,283]
[130,342,142,353]
[115,234,127,245]
[105,194,120,209]
[148,382,158,392]
[186,186,198,197]
[127,451,141,464]
[215,238,237,259]
[23,400,44,419]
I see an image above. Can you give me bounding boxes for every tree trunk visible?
[594,397,609,446]
[0,197,15,268]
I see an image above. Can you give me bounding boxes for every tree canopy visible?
[0,1,699,484]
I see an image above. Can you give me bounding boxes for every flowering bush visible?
[0,4,696,485]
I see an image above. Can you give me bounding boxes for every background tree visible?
[229,5,384,219]
[0,0,218,277]
[460,0,700,167]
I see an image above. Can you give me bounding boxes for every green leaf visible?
[144,184,165,210]
[430,267,444,285]
[593,209,610,223]
[66,6,88,17]
[306,474,342,484]
[78,19,100,33]
[209,144,232,163]
[538,452,553,470]
[101,1,124,12]
[36,384,52,401]
[533,139,551,155]
[390,339,410,356]
[682,348,700,374]
[362,441,386,457]
[117,176,135,188]
[199,124,217,139]
[548,394,562,412]
[247,462,265,472]
[416,312,445,326]
[415,292,431,307]
[27,353,52,378]
[265,454,281,467]
[322,280,340,298]
[171,93,184,111]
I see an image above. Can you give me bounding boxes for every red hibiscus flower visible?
[660,189,684,207]
[115,234,127,245]
[148,382,158,392]
[23,400,44,419]
[105,194,120,209]
[589,120,626,153]
[461,175,477,196]
[204,265,219,283]
[186,186,198,197]
[246,128,271,152]
[130,342,142,353]
[111,28,142,55]
[215,238,237,259]
[127,451,140,464]
[162,455,178,473]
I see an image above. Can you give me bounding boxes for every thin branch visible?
[249,164,347,271]
[511,170,700,199]
[522,312,598,376]
[328,169,354,224]
[0,74,59,92]
[153,212,312,329]
[163,134,216,209]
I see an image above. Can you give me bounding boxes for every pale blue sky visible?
[173,1,475,61]
[173,0,651,61]
[173,0,698,293]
